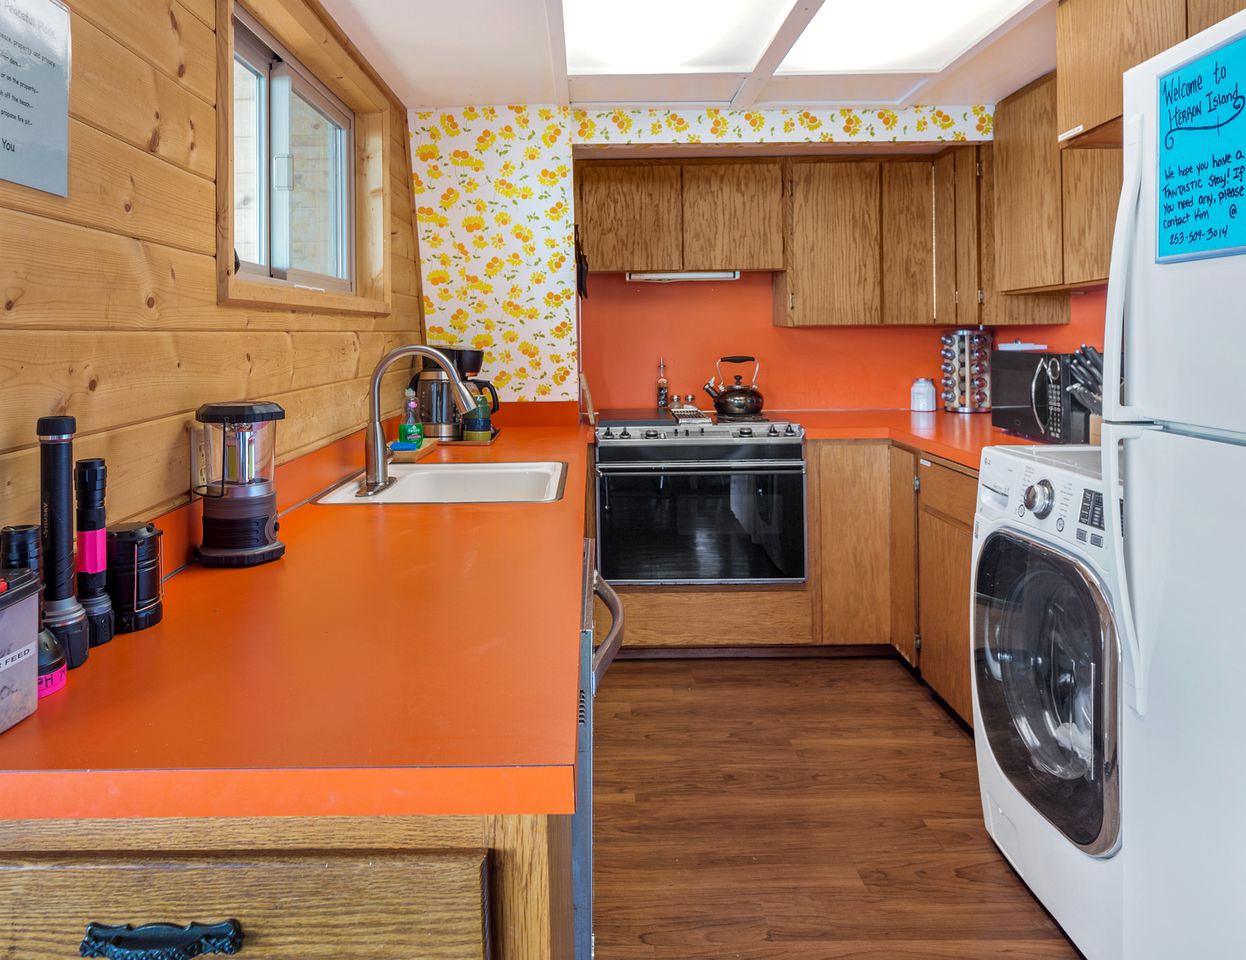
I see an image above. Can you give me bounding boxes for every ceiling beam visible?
[544,0,570,106]
[730,0,826,110]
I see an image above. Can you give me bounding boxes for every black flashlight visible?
[75,459,114,647]
[37,416,88,668]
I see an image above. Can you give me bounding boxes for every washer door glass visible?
[975,531,1120,855]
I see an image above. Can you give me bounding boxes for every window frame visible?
[216,0,393,316]
[232,10,356,295]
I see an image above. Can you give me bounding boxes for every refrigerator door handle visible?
[1103,421,1149,714]
[1103,113,1148,423]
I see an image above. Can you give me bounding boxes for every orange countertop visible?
[0,426,594,820]
[776,410,1033,468]
[0,410,1027,822]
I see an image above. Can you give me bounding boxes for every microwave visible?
[990,352,1091,444]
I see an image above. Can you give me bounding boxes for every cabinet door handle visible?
[80,920,244,960]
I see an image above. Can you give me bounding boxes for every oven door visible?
[596,461,806,585]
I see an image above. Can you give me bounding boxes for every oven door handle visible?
[596,461,806,474]
[592,573,624,694]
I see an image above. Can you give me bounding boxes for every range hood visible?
[625,271,741,283]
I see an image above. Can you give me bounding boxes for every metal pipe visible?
[360,345,476,496]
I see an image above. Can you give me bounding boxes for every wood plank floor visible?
[593,657,1083,959]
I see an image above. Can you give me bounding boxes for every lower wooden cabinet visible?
[816,441,893,645]
[0,850,491,960]
[0,815,573,960]
[916,458,979,724]
[888,446,919,665]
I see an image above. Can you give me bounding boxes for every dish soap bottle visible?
[399,388,424,446]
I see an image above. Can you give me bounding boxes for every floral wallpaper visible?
[409,105,993,402]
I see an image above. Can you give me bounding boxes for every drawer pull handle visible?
[80,920,243,960]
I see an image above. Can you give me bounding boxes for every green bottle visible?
[399,388,424,445]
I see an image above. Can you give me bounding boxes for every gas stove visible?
[595,418,805,467]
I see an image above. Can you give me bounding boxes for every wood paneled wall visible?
[0,0,423,530]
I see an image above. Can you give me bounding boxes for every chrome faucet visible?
[359,345,476,496]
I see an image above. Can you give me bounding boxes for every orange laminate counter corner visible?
[0,425,595,821]
[782,409,1034,468]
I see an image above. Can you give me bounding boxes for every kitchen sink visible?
[318,461,567,504]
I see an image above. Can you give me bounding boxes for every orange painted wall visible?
[580,274,1107,410]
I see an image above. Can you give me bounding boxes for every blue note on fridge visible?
[1157,31,1246,261]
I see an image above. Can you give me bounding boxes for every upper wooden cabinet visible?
[1188,0,1246,32]
[775,161,881,327]
[994,73,1123,292]
[579,165,682,272]
[978,145,1071,327]
[682,163,784,270]
[1056,0,1187,146]
[933,146,983,326]
[881,161,935,325]
[995,76,1064,290]
[578,161,783,272]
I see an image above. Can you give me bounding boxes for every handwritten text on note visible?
[1158,34,1246,261]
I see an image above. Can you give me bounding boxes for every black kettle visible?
[704,356,764,417]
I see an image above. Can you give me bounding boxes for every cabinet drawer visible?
[919,460,978,526]
[0,850,490,959]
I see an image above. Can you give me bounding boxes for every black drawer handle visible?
[80,920,243,960]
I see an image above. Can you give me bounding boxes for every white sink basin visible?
[319,461,567,504]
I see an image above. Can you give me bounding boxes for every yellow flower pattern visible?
[410,104,992,401]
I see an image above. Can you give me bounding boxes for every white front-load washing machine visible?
[972,445,1124,959]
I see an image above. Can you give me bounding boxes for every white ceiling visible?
[318,0,1056,110]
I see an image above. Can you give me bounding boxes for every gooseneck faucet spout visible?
[359,345,476,496]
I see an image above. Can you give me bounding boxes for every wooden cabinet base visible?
[0,815,572,960]
[599,586,815,647]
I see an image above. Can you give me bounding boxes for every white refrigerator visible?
[1103,10,1246,957]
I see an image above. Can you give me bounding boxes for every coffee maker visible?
[412,347,500,440]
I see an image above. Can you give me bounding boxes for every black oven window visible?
[598,470,806,584]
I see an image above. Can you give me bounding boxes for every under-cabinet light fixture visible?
[625,271,742,283]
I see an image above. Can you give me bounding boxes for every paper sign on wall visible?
[0,0,69,197]
[1157,33,1246,261]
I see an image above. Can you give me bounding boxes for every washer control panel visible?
[978,450,1108,551]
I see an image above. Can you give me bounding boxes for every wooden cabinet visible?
[0,849,492,959]
[932,146,984,325]
[881,161,934,325]
[579,161,783,272]
[1188,0,1246,32]
[682,163,784,270]
[1056,0,1186,145]
[916,458,978,725]
[888,446,919,665]
[816,441,893,645]
[0,813,576,960]
[995,75,1065,290]
[994,73,1122,293]
[579,165,682,272]
[978,144,1072,326]
[775,161,881,326]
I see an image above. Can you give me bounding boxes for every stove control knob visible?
[619,428,631,439]
[1024,479,1055,519]
[785,424,798,436]
[602,427,613,438]
[644,429,660,439]
[738,427,754,437]
[767,424,780,436]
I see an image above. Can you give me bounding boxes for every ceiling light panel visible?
[778,0,1035,74]
[565,0,797,74]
